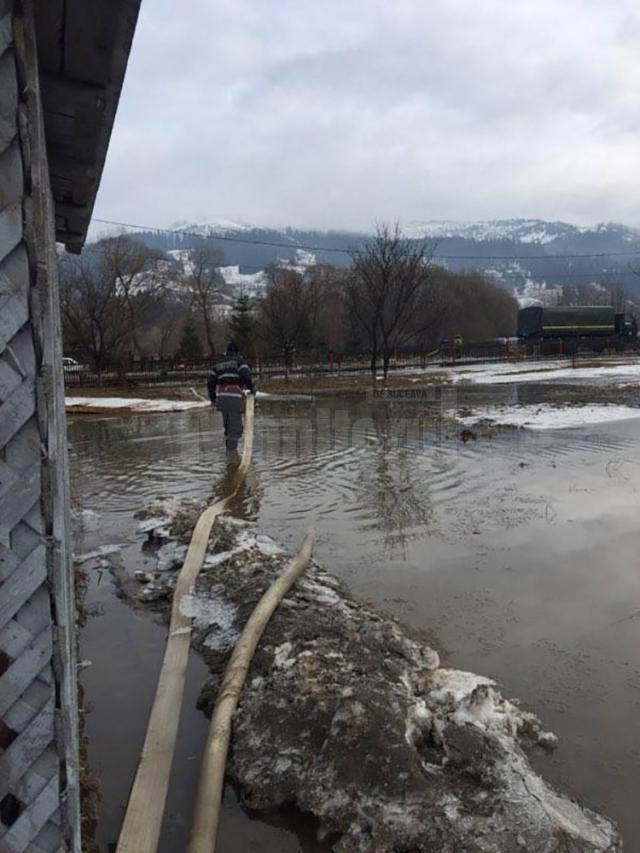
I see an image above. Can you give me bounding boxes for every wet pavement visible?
[69,382,640,852]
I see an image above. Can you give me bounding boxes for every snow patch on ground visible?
[457,403,640,430]
[180,585,239,651]
[66,396,208,413]
[66,393,312,412]
[447,359,640,386]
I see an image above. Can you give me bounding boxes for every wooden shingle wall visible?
[0,1,80,850]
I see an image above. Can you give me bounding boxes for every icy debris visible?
[156,541,188,572]
[273,642,295,668]
[180,586,238,651]
[201,530,283,568]
[138,582,171,603]
[428,668,495,705]
[254,534,285,556]
[202,546,248,568]
[427,669,557,749]
[136,516,171,534]
[74,544,123,564]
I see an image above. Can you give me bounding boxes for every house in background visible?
[0,1,141,849]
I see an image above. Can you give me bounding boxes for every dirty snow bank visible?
[458,403,640,430]
[129,503,620,852]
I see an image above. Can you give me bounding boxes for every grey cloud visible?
[93,0,640,231]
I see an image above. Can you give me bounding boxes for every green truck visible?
[517,306,637,339]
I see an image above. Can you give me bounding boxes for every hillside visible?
[127,219,640,301]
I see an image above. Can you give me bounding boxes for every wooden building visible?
[0,1,141,849]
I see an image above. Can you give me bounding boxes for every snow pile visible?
[65,396,209,413]
[457,403,640,430]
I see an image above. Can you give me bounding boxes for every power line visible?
[93,216,640,263]
[230,263,626,281]
[94,218,356,257]
[78,243,631,283]
[211,261,631,280]
[86,231,633,284]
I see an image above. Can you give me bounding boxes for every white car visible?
[62,357,87,372]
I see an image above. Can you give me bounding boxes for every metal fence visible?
[63,338,640,387]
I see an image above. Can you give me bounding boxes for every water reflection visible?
[358,403,433,556]
[208,453,261,521]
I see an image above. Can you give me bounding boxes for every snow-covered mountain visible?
[169,218,255,236]
[167,217,640,247]
[402,219,588,244]
[124,218,640,300]
[402,218,640,245]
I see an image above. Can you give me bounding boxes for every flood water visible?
[69,382,640,852]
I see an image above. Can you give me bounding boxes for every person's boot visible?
[226,438,238,452]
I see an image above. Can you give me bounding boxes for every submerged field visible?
[69,365,640,851]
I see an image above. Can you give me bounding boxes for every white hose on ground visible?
[190,386,209,402]
[116,395,255,853]
[188,528,315,853]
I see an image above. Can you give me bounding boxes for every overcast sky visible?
[93,0,640,232]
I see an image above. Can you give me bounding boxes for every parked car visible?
[62,356,87,372]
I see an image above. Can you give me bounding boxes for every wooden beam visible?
[34,0,142,250]
[32,0,63,73]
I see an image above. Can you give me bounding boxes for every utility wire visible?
[93,217,640,263]
[79,244,630,282]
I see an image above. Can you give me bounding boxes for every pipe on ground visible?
[188,528,315,853]
[117,395,255,853]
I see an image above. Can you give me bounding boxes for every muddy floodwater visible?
[69,382,640,852]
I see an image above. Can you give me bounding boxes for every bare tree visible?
[59,250,129,371]
[186,240,226,357]
[305,264,350,356]
[148,303,187,358]
[60,235,170,368]
[348,224,435,377]
[106,235,167,356]
[258,265,319,361]
[561,281,616,307]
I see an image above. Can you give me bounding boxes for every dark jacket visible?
[207,353,254,408]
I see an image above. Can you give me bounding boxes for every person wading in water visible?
[207,342,256,451]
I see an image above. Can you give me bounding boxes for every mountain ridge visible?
[124,218,640,300]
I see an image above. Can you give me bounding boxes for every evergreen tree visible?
[178,320,203,361]
[229,292,255,355]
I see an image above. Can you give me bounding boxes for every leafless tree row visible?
[59,226,520,372]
